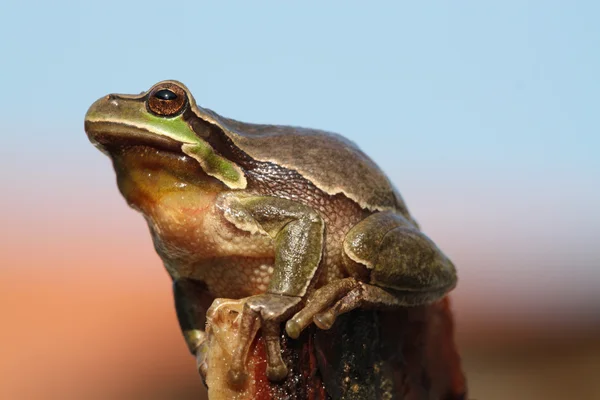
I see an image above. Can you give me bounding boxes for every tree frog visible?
[84,81,457,385]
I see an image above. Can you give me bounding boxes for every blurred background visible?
[1,1,599,399]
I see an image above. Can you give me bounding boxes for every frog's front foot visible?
[285,277,363,339]
[229,293,301,385]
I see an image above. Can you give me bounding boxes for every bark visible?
[204,297,466,400]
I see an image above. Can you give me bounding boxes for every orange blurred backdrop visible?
[1,176,599,400]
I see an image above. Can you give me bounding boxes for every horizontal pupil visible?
[155,89,177,100]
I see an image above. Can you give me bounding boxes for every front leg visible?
[218,193,325,384]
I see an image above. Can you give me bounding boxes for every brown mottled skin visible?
[84,80,457,385]
[112,137,367,297]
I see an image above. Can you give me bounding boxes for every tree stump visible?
[204,297,466,400]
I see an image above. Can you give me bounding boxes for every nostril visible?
[105,94,119,106]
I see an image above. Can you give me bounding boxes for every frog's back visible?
[196,106,408,214]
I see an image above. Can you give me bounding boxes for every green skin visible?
[84,80,457,385]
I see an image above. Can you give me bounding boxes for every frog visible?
[84,80,457,385]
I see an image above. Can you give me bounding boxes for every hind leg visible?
[286,211,457,337]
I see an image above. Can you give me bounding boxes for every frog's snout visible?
[84,96,112,147]
[85,94,120,123]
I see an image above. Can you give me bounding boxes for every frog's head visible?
[85,80,247,189]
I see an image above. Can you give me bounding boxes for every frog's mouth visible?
[85,120,187,155]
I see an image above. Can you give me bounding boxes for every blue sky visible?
[4,1,599,171]
[2,1,599,315]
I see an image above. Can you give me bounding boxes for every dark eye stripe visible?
[154,89,177,101]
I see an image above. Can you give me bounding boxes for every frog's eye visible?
[147,84,187,117]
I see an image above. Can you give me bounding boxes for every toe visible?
[285,319,302,339]
[196,341,209,378]
[267,362,289,382]
[228,367,249,386]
